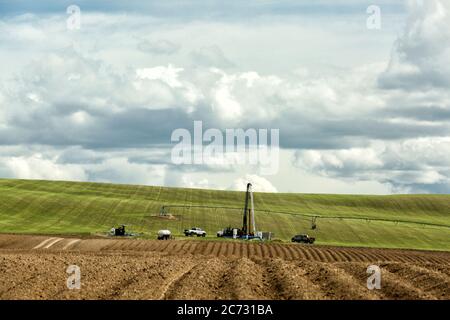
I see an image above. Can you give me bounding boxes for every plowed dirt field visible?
[0,234,448,300]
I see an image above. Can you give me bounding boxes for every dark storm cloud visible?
[4,110,448,151]
[383,178,450,194]
[0,107,193,148]
[255,113,450,150]
[376,106,450,122]
[378,68,450,91]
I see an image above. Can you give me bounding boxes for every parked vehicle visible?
[291,234,315,244]
[217,227,237,238]
[157,229,172,240]
[184,227,206,237]
[110,225,126,236]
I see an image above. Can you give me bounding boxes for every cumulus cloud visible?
[6,47,431,150]
[231,174,277,192]
[1,2,450,193]
[294,138,450,193]
[379,0,450,90]
[137,39,180,55]
[0,146,171,184]
[290,0,450,193]
[189,45,234,69]
[179,176,211,189]
[86,157,166,185]
[3,154,87,181]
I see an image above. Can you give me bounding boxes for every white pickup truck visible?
[184,227,206,237]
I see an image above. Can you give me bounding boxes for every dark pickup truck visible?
[291,234,315,244]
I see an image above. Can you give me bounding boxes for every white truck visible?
[184,227,206,237]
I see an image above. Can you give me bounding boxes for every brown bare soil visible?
[0,234,448,300]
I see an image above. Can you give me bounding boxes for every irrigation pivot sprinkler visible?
[160,206,168,217]
[311,216,317,230]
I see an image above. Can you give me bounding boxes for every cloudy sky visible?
[0,0,449,194]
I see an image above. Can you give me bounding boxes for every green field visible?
[0,178,449,251]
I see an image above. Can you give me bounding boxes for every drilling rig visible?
[242,182,256,238]
[217,182,261,239]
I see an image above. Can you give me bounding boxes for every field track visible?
[0,234,449,300]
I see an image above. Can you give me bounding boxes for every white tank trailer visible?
[157,229,172,240]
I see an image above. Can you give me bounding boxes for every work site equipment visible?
[311,216,317,230]
[217,227,235,238]
[159,206,168,217]
[157,229,172,240]
[109,225,140,237]
[217,183,262,240]
[242,182,257,238]
[110,225,126,236]
[291,234,315,244]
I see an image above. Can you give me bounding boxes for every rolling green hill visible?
[0,178,449,251]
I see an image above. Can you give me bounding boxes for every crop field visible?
[0,234,449,299]
[0,179,449,251]
[0,175,449,300]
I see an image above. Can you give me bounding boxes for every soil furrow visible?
[298,261,381,299]
[0,234,449,300]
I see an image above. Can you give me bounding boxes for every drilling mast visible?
[242,183,256,237]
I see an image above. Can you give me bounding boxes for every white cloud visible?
[189,45,234,68]
[136,65,184,88]
[210,70,243,120]
[231,174,277,193]
[87,157,166,185]
[137,39,180,55]
[0,3,449,194]
[296,148,384,173]
[180,176,211,189]
[294,138,450,191]
[69,111,92,125]
[4,154,87,181]
[379,0,450,89]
